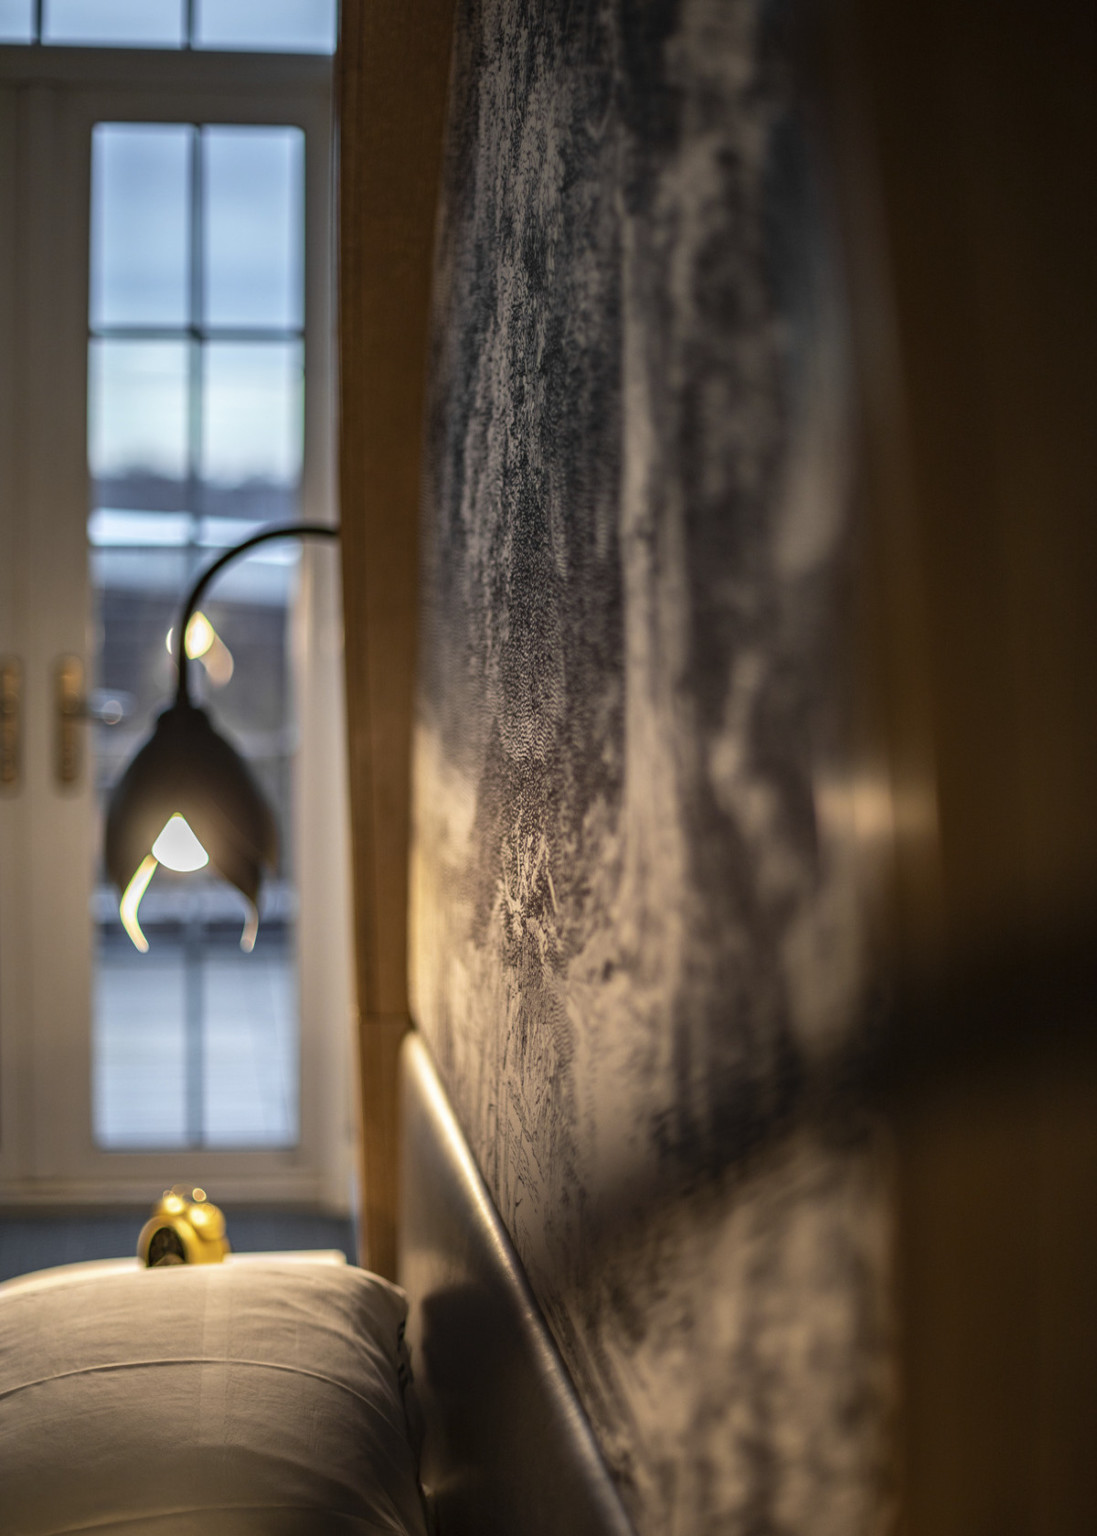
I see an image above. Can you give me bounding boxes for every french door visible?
[0,46,353,1205]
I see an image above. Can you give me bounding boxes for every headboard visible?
[398,1029,635,1536]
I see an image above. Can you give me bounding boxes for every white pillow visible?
[0,1260,429,1534]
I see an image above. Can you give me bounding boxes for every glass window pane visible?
[0,0,33,44]
[86,110,311,1157]
[94,942,187,1148]
[204,128,303,330]
[89,509,195,547]
[194,0,336,54]
[201,341,303,487]
[204,943,298,1146]
[197,478,298,530]
[91,125,190,330]
[90,574,300,1153]
[94,928,298,1150]
[45,0,184,46]
[89,339,189,481]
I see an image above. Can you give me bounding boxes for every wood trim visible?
[825,2,1097,1530]
[336,0,456,1275]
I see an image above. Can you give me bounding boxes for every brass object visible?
[138,1186,230,1267]
[55,654,84,788]
[0,658,21,790]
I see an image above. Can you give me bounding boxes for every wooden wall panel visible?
[336,0,456,1276]
[827,2,1097,1530]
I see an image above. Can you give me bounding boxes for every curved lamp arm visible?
[176,522,342,707]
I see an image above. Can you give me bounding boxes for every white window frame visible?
[0,44,354,1208]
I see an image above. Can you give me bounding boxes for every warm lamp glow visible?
[167,610,214,660]
[166,611,234,687]
[185,612,215,659]
[151,813,210,873]
[119,854,158,953]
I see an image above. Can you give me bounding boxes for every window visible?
[90,121,306,1151]
[0,1,337,53]
[0,18,352,1205]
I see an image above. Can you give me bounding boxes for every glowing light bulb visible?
[152,814,209,872]
[119,854,158,952]
[165,612,234,686]
[166,611,213,660]
[188,612,216,659]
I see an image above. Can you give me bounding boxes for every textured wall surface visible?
[410,2,894,1530]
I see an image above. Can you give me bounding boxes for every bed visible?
[0,1027,633,1536]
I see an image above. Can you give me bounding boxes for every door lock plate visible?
[56,655,84,788]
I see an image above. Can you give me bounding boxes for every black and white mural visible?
[411,0,895,1530]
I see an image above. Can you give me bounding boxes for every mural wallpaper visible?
[411,0,894,1530]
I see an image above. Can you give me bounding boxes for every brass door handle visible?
[55,655,84,788]
[0,657,21,790]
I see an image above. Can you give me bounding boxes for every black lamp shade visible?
[105,701,278,918]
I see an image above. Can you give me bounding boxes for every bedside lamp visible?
[104,522,340,953]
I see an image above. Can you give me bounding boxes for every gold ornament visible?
[138,1186,230,1267]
